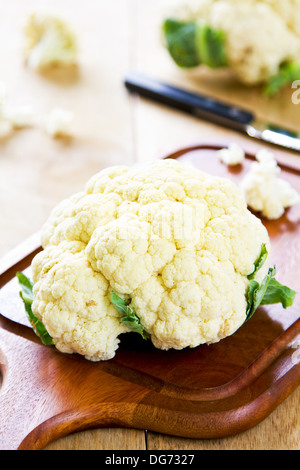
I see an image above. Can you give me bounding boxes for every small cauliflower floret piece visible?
[32,244,128,361]
[41,192,122,247]
[30,158,273,360]
[24,13,78,70]
[138,250,249,351]
[240,149,300,220]
[207,0,300,85]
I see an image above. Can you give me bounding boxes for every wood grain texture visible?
[1,0,300,451]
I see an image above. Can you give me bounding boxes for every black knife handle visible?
[124,72,254,131]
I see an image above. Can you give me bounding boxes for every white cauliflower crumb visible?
[24,13,78,70]
[45,107,74,138]
[0,82,6,106]
[0,121,13,138]
[240,149,300,220]
[0,84,35,136]
[218,143,245,166]
[163,0,300,86]
[31,159,271,361]
[2,104,35,129]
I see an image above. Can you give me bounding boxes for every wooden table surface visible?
[0,0,299,450]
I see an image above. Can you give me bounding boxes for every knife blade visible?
[124,72,300,153]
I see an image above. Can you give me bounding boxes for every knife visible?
[124,72,300,154]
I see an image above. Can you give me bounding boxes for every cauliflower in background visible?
[18,159,295,361]
[24,13,78,70]
[240,149,300,220]
[162,0,300,94]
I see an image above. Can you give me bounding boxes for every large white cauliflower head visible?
[31,159,270,361]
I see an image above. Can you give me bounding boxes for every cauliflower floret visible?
[86,214,177,294]
[240,149,300,220]
[24,13,78,70]
[31,158,271,360]
[85,166,130,194]
[32,242,128,361]
[1,104,35,129]
[157,253,247,350]
[131,250,248,351]
[205,0,300,84]
[218,143,245,166]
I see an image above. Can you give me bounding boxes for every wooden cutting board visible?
[0,144,299,450]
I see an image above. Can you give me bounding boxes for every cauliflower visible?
[1,105,35,129]
[24,13,78,70]
[162,0,300,93]
[218,143,245,166]
[240,149,300,220]
[17,159,296,361]
[0,83,35,137]
[45,107,74,138]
